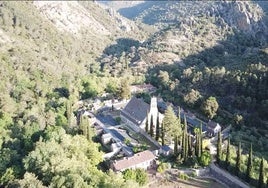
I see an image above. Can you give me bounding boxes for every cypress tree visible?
[188,134,192,157]
[177,106,182,145]
[86,122,94,141]
[161,123,165,146]
[198,130,202,157]
[200,122,203,155]
[66,100,72,127]
[155,113,160,141]
[235,142,241,176]
[177,106,181,127]
[150,114,154,137]
[145,112,149,133]
[183,115,188,161]
[183,133,188,162]
[225,137,231,169]
[195,129,199,157]
[185,134,189,160]
[216,131,222,164]
[174,136,178,156]
[80,116,88,137]
[258,158,264,188]
[246,143,253,183]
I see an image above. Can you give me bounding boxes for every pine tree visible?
[162,105,182,147]
[150,114,154,137]
[216,131,222,164]
[258,158,264,188]
[155,113,160,141]
[235,142,241,176]
[225,137,231,169]
[246,143,253,183]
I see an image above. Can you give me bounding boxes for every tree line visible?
[145,105,211,167]
[216,132,267,188]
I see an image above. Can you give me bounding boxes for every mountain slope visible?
[123,1,268,67]
[0,1,147,119]
[118,1,268,33]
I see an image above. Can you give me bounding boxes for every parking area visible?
[96,114,117,126]
[94,108,159,154]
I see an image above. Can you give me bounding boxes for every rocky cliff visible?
[208,1,268,39]
[110,1,268,68]
[115,1,268,39]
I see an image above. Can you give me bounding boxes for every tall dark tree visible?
[246,143,253,183]
[66,100,72,127]
[194,128,200,157]
[194,128,202,158]
[80,116,88,136]
[235,142,241,176]
[225,137,231,169]
[145,112,149,133]
[174,136,178,156]
[216,131,222,164]
[200,122,203,155]
[183,133,188,162]
[161,123,165,146]
[188,134,192,157]
[182,115,188,160]
[258,158,264,188]
[177,106,182,145]
[150,114,154,137]
[198,135,202,158]
[155,113,160,141]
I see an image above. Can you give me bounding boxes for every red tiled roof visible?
[112,150,155,171]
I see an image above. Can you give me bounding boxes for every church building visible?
[120,96,161,133]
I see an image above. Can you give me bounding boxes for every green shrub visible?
[179,173,189,180]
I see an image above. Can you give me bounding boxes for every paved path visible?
[94,117,133,156]
[209,163,250,188]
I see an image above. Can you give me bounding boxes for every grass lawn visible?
[117,124,159,150]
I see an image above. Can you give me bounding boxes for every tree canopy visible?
[162,106,182,144]
[201,96,219,119]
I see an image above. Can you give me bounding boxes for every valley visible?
[0,1,267,187]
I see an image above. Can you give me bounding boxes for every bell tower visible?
[150,96,158,130]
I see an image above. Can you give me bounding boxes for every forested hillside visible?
[0,1,147,124]
[0,1,148,186]
[0,0,268,186]
[104,1,268,157]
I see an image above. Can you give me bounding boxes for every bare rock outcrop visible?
[33,1,110,35]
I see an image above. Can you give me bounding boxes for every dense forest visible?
[0,0,268,187]
[106,1,268,158]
